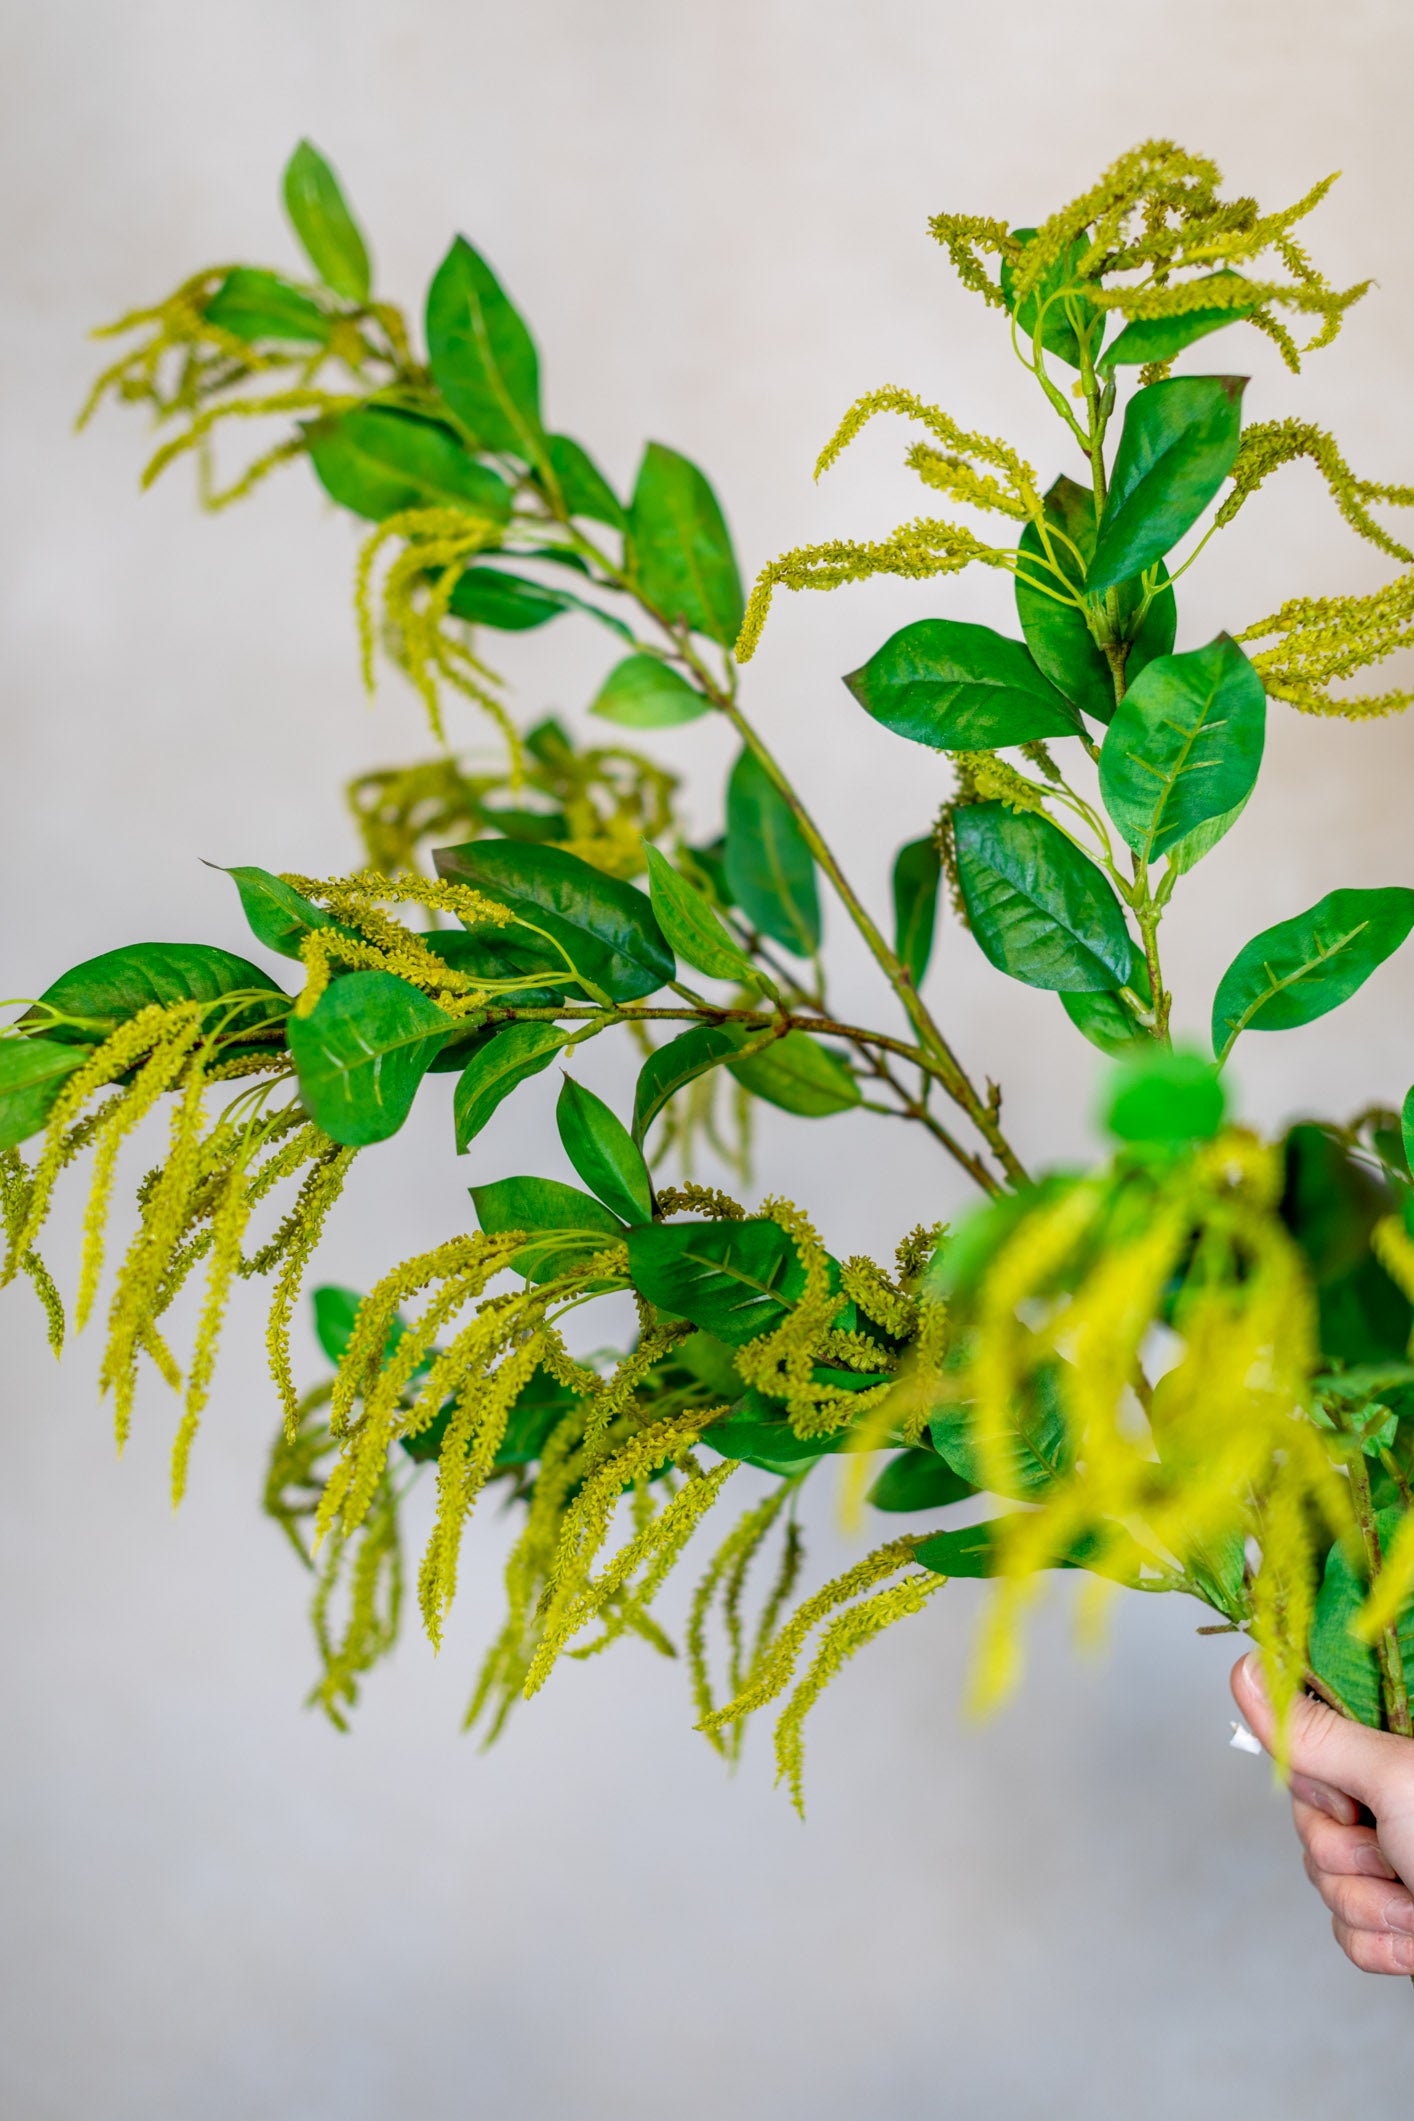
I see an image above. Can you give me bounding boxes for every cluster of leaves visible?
[9,137,1414,1801]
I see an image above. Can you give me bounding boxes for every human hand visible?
[1231,1652,1414,1976]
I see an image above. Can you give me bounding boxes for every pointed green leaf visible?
[628,442,744,650]
[590,655,709,729]
[844,618,1079,749]
[434,839,674,1004]
[1015,474,1175,726]
[452,1021,567,1152]
[1098,635,1266,863]
[1163,791,1251,877]
[0,1036,87,1151]
[867,1446,977,1513]
[545,434,625,529]
[287,970,452,1146]
[724,748,820,958]
[643,845,759,987]
[1059,943,1151,1057]
[1309,1509,1414,1728]
[556,1076,653,1223]
[626,1218,819,1345]
[282,140,371,302]
[425,236,545,460]
[892,836,942,988]
[223,866,337,961]
[28,943,288,1048]
[470,1173,626,1284]
[1212,887,1414,1061]
[1087,376,1246,596]
[305,408,511,525]
[1099,276,1256,370]
[632,1023,747,1144]
[953,803,1133,992]
[204,268,330,345]
[1402,1084,1414,1181]
[928,1370,1072,1502]
[447,568,570,631]
[727,1030,860,1117]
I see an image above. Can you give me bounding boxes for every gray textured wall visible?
[5,3,1414,2114]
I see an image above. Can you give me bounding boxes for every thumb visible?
[1231,1650,1406,1810]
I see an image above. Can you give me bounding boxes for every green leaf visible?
[286,970,452,1146]
[434,839,674,1004]
[724,748,820,958]
[628,441,744,650]
[556,1076,653,1224]
[545,434,625,529]
[0,1036,87,1151]
[999,227,1096,368]
[915,1515,1139,1583]
[1059,943,1151,1057]
[1163,792,1251,877]
[844,618,1079,750]
[632,1023,747,1145]
[589,654,709,729]
[1098,634,1266,863]
[305,409,511,526]
[204,268,330,345]
[425,236,545,461]
[404,1363,580,1467]
[29,942,289,1047]
[678,1332,746,1398]
[698,1403,846,1474]
[1087,376,1246,597]
[452,1022,567,1153]
[1211,887,1414,1062]
[447,568,570,632]
[1402,1084,1414,1181]
[1015,474,1175,726]
[727,1030,860,1117]
[222,866,336,961]
[310,1284,432,1380]
[953,803,1133,992]
[867,1446,976,1513]
[643,845,758,986]
[1309,1510,1414,1728]
[1103,1048,1226,1144]
[420,924,569,1009]
[282,140,371,303]
[470,1174,626,1284]
[1099,276,1256,370]
[892,836,941,988]
[626,1218,823,1346]
[928,1370,1072,1502]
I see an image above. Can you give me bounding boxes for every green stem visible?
[1350,1450,1413,1737]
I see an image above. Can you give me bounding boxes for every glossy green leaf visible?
[892,836,941,988]
[1087,376,1246,597]
[556,1075,654,1224]
[727,1030,860,1117]
[915,1516,1141,1583]
[1309,1510,1414,1728]
[286,970,452,1146]
[1212,887,1414,1061]
[470,1173,627,1284]
[311,1284,431,1380]
[434,839,675,1004]
[420,924,569,1009]
[282,139,371,302]
[447,569,570,631]
[724,748,820,958]
[953,803,1133,992]
[1098,635,1266,863]
[678,1332,746,1398]
[1015,474,1175,726]
[643,845,758,986]
[698,1403,845,1474]
[204,268,330,345]
[545,434,625,529]
[844,618,1079,750]
[0,1036,87,1151]
[1099,276,1256,369]
[1164,792,1251,877]
[1059,944,1151,1057]
[425,236,545,460]
[867,1446,976,1513]
[452,1022,567,1153]
[999,227,1096,368]
[305,408,511,525]
[632,1023,746,1145]
[223,865,336,961]
[628,442,744,650]
[1402,1084,1414,1181]
[589,655,709,729]
[626,1218,822,1345]
[30,943,289,1048]
[1103,1048,1226,1143]
[928,1373,1072,1502]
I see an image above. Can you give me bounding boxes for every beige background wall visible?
[6,2,1414,2114]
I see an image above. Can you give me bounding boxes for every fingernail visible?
[1356,1844,1399,1881]
[1384,1896,1414,1935]
[1290,1774,1338,1817]
[1243,1651,1268,1705]
[1390,1933,1414,1971]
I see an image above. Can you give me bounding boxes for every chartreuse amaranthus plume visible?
[11,135,1414,1806]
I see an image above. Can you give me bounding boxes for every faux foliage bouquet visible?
[8,138,1414,1810]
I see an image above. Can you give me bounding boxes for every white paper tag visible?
[1229,1719,1262,1756]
